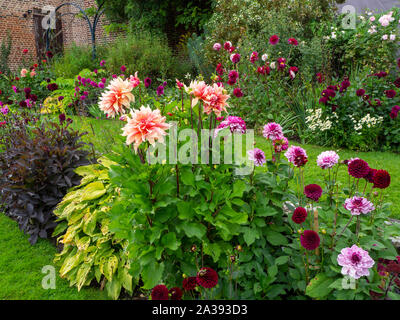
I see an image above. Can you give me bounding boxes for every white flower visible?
[390,34,396,41]
[331,32,337,39]
[382,34,388,40]
[270,62,276,69]
[261,53,268,61]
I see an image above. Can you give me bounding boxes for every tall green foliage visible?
[0,33,12,75]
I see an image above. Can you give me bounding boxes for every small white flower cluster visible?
[306,108,333,132]
[349,114,384,135]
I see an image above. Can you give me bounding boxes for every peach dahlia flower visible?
[99,77,134,118]
[185,80,208,107]
[203,83,230,116]
[122,106,171,151]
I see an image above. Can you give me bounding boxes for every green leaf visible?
[275,256,289,266]
[183,223,207,239]
[161,232,180,251]
[243,227,257,246]
[306,273,335,299]
[80,181,106,201]
[266,230,288,246]
[177,201,194,219]
[180,169,195,187]
[141,261,164,290]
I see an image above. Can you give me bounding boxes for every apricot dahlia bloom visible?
[121,106,170,151]
[185,80,208,106]
[203,84,230,116]
[99,77,134,118]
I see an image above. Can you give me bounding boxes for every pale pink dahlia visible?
[263,122,283,140]
[344,196,375,216]
[121,106,170,151]
[99,77,134,118]
[317,151,340,169]
[284,146,308,167]
[337,245,375,279]
[248,148,266,167]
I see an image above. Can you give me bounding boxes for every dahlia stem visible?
[356,216,361,241]
[337,216,354,239]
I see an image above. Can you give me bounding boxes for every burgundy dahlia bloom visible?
[373,170,391,189]
[269,35,280,45]
[151,285,169,300]
[394,78,400,88]
[47,83,58,91]
[365,168,377,183]
[144,77,152,88]
[169,287,183,300]
[304,184,323,202]
[196,267,218,289]
[348,159,370,179]
[230,53,241,64]
[356,88,366,97]
[292,207,307,224]
[233,87,243,97]
[385,89,397,98]
[300,230,320,250]
[182,277,197,291]
[339,79,351,93]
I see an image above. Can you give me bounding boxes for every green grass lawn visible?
[0,214,108,300]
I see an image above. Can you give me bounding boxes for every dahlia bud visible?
[191,244,197,252]
[235,245,242,252]
[297,229,303,234]
[321,229,327,234]
[230,255,236,263]
[182,274,187,278]
[373,191,379,197]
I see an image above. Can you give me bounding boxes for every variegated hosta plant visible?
[53,157,134,300]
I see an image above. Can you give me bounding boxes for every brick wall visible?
[0,0,122,71]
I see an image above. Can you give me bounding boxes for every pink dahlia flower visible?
[99,77,134,118]
[129,72,140,88]
[273,136,289,153]
[285,146,308,167]
[344,196,375,216]
[213,43,222,51]
[263,122,283,140]
[215,116,246,135]
[121,106,170,151]
[248,148,266,167]
[186,80,208,106]
[317,151,340,169]
[230,53,241,64]
[203,84,230,116]
[337,245,375,279]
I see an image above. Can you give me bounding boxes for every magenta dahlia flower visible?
[216,116,246,134]
[317,151,339,169]
[233,87,243,97]
[151,284,169,300]
[250,51,259,63]
[213,42,222,51]
[373,170,391,189]
[304,184,323,202]
[337,245,375,279]
[248,148,266,167]
[224,41,232,51]
[273,136,289,153]
[292,207,307,224]
[385,90,397,99]
[344,196,375,215]
[263,122,283,140]
[348,159,370,179]
[288,38,298,46]
[269,35,280,45]
[300,230,320,250]
[356,88,366,97]
[230,53,241,64]
[285,146,308,167]
[196,267,218,288]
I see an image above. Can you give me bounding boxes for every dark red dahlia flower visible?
[196,267,218,289]
[319,96,329,105]
[365,168,377,183]
[151,284,169,300]
[182,277,197,291]
[293,154,308,167]
[288,38,298,46]
[169,287,183,300]
[233,88,243,98]
[339,79,351,92]
[385,90,397,99]
[373,170,391,189]
[356,88,366,97]
[292,207,308,224]
[348,159,370,179]
[47,83,58,91]
[304,184,323,202]
[394,78,400,88]
[300,230,320,250]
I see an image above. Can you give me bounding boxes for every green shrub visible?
[103,32,193,82]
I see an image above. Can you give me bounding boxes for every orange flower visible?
[99,77,134,118]
[203,84,230,116]
[122,106,170,151]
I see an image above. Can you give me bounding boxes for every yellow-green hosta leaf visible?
[103,255,119,281]
[76,263,92,291]
[80,181,106,201]
[59,252,83,277]
[97,156,118,169]
[76,236,91,251]
[120,267,133,293]
[83,209,99,236]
